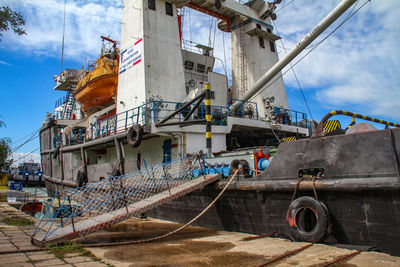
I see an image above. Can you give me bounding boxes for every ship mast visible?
[229,0,358,111]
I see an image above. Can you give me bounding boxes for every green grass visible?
[46,242,115,266]
[2,217,34,226]
[47,242,88,258]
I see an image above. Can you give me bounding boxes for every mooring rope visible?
[82,169,240,247]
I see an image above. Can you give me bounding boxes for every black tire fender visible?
[286,196,331,243]
[230,159,241,173]
[76,167,88,188]
[127,124,143,148]
[240,159,250,176]
[53,145,60,160]
[112,167,121,177]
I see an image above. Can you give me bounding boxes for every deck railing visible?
[53,99,312,146]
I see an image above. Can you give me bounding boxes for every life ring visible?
[53,145,60,159]
[76,167,88,188]
[286,196,331,243]
[127,124,143,147]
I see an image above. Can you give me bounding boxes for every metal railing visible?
[52,99,315,146]
[273,107,313,134]
[227,98,259,120]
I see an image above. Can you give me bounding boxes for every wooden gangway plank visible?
[32,175,219,247]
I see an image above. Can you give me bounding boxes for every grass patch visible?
[2,217,34,226]
[47,242,87,259]
[47,242,114,267]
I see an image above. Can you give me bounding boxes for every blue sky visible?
[1,0,399,164]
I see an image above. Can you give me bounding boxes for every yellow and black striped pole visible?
[205,83,212,157]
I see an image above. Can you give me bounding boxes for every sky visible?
[0,0,399,165]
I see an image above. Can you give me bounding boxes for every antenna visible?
[60,0,67,73]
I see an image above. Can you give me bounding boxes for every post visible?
[68,195,75,232]
[205,83,212,158]
[58,196,64,227]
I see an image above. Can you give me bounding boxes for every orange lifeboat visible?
[74,37,119,112]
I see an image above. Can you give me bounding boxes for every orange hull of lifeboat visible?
[74,73,118,111]
[74,57,118,112]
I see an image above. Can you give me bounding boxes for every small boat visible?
[74,36,119,112]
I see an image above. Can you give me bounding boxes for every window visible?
[210,91,215,99]
[148,0,156,10]
[196,64,205,73]
[267,28,272,33]
[165,2,173,16]
[259,37,265,49]
[269,41,276,52]
[256,24,261,30]
[184,61,194,70]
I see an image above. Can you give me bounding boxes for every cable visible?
[11,128,40,146]
[10,132,39,155]
[273,20,314,122]
[250,0,370,103]
[275,0,296,13]
[11,147,40,165]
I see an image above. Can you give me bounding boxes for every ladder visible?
[62,85,76,120]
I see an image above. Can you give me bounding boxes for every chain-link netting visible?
[33,154,211,243]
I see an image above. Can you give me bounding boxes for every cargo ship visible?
[38,0,400,255]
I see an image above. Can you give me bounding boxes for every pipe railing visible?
[54,99,311,147]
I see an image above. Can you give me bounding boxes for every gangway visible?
[32,156,218,246]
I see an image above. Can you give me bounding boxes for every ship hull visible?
[40,122,400,256]
[148,187,400,256]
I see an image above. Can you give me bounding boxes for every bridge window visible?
[165,2,173,16]
[269,41,276,52]
[184,60,194,70]
[196,63,205,73]
[148,0,156,10]
[259,37,265,49]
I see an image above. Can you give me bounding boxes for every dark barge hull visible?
[40,119,400,255]
[149,128,400,256]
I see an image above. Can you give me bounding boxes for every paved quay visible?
[1,202,400,267]
[0,203,109,267]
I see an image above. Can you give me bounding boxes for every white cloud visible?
[275,0,400,121]
[1,0,399,121]
[1,0,123,61]
[9,153,41,167]
[0,60,11,65]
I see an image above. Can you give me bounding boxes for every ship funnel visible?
[229,0,357,111]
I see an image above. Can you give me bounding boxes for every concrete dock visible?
[1,202,400,267]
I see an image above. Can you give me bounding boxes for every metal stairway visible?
[62,85,76,120]
[32,156,218,246]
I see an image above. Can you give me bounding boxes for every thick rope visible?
[82,169,240,247]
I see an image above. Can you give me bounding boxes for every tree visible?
[0,138,11,171]
[0,6,26,41]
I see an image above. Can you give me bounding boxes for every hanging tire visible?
[240,159,250,176]
[76,168,88,188]
[53,145,60,159]
[230,159,250,175]
[230,159,241,173]
[286,196,331,243]
[127,124,143,147]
